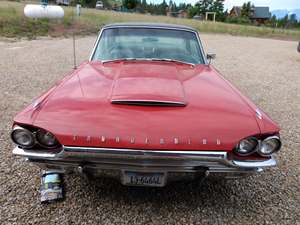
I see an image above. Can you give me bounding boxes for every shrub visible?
[226,16,251,25]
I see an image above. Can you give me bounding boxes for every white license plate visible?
[122,171,166,187]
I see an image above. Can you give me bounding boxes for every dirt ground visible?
[0,34,299,225]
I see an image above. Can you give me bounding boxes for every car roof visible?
[102,23,198,33]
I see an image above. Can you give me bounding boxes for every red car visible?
[11,23,282,187]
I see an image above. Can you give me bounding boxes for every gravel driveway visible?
[0,34,299,225]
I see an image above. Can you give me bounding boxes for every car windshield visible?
[92,27,205,64]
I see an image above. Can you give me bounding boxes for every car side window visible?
[189,39,202,61]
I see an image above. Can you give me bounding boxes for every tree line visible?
[76,0,224,18]
[122,0,191,15]
[69,0,300,28]
[225,1,300,28]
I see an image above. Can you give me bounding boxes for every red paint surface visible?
[14,60,280,151]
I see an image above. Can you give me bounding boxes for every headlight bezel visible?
[235,136,260,156]
[36,129,60,149]
[235,135,281,157]
[11,125,60,149]
[11,126,36,149]
[257,136,282,157]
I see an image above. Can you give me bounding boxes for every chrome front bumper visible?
[13,146,277,182]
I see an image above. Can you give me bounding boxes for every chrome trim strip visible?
[89,30,102,61]
[13,146,277,170]
[103,23,199,32]
[256,109,263,119]
[232,158,277,168]
[63,146,228,159]
[89,25,207,65]
[13,147,58,158]
[13,146,227,161]
[111,99,187,106]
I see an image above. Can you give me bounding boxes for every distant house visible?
[251,7,271,24]
[229,6,271,24]
[56,0,70,6]
[178,10,188,18]
[166,8,188,18]
[229,6,242,17]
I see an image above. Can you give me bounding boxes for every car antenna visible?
[72,2,81,70]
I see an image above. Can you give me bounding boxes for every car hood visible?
[110,75,187,106]
[15,61,277,151]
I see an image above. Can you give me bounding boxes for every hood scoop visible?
[110,77,187,107]
[111,99,186,107]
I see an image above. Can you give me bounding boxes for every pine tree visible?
[189,0,224,20]
[241,1,252,18]
[123,0,138,10]
[211,0,225,21]
[195,0,213,15]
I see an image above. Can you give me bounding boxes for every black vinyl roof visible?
[102,23,198,32]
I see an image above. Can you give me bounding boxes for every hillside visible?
[102,0,122,7]
[272,9,300,20]
[0,1,300,40]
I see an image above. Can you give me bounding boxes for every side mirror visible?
[207,53,216,65]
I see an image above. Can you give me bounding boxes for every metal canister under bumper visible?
[13,146,277,183]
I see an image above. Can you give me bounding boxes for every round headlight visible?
[11,127,35,148]
[36,129,59,148]
[258,136,281,156]
[235,137,259,156]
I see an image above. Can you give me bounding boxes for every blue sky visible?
[150,0,300,10]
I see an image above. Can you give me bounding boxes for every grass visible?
[1,1,300,40]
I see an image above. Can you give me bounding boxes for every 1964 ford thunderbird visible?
[11,23,282,187]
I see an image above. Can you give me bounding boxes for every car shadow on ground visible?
[64,173,270,215]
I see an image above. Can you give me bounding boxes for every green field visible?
[1,1,300,40]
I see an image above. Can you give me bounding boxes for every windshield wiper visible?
[150,58,195,67]
[102,58,139,64]
[102,58,195,66]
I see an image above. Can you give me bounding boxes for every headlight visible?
[36,129,59,148]
[11,126,35,148]
[258,136,281,156]
[235,137,259,156]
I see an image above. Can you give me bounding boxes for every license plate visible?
[122,171,166,187]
